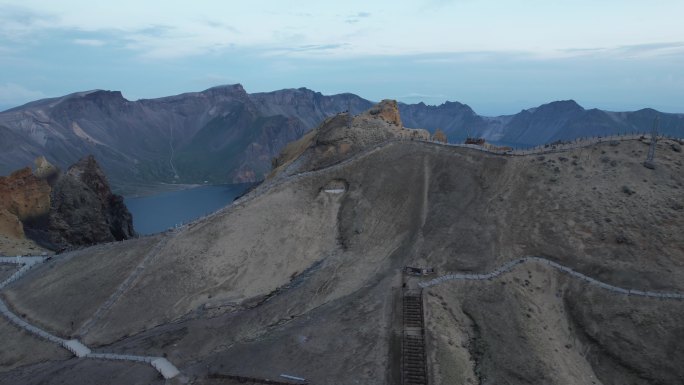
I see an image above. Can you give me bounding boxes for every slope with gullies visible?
[1,101,683,385]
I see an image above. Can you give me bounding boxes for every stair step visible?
[402,290,427,385]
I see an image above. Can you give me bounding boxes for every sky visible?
[0,0,683,115]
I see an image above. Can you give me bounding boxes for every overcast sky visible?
[1,0,682,115]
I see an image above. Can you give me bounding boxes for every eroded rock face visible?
[0,156,135,251]
[33,156,60,182]
[0,167,52,244]
[0,167,52,222]
[49,155,135,247]
[362,99,403,126]
[0,208,26,239]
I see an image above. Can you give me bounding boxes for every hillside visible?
[1,86,681,195]
[0,86,371,195]
[1,102,682,384]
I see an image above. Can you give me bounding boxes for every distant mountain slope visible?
[0,86,366,194]
[250,87,373,129]
[1,86,681,194]
[401,99,684,146]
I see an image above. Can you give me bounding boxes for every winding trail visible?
[0,256,180,379]
[1,132,679,381]
[182,133,681,235]
[419,256,684,300]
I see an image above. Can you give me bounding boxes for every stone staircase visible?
[402,291,427,385]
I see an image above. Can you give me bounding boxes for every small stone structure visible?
[322,179,348,194]
[403,266,435,276]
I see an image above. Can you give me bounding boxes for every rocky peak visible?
[271,99,429,177]
[202,84,248,99]
[536,100,584,114]
[33,156,60,183]
[442,101,475,114]
[50,155,135,247]
[79,90,127,106]
[0,155,135,251]
[361,99,403,126]
[66,155,109,195]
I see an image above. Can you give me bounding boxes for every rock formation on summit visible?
[364,99,403,126]
[271,99,430,176]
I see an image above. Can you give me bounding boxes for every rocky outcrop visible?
[0,156,135,251]
[0,166,52,225]
[362,99,403,126]
[33,156,60,182]
[49,156,135,247]
[0,160,55,254]
[0,208,26,240]
[271,100,430,176]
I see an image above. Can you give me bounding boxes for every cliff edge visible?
[48,155,135,247]
[0,155,135,254]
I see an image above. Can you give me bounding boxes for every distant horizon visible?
[1,83,682,118]
[1,1,683,117]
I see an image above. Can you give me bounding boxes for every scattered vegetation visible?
[432,129,447,143]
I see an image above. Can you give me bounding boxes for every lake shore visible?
[118,182,206,199]
[124,183,255,235]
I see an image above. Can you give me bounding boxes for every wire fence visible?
[416,132,683,156]
[0,257,181,378]
[420,256,684,300]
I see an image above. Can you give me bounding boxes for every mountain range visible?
[1,85,681,194]
[1,100,682,384]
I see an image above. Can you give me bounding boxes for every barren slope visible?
[1,123,682,384]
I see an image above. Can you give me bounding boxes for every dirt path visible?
[420,256,684,299]
[0,256,180,380]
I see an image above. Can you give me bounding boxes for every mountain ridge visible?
[1,85,681,194]
[1,102,682,383]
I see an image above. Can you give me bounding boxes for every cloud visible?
[192,74,238,88]
[400,92,447,100]
[412,50,534,64]
[345,11,371,24]
[0,83,45,106]
[204,20,239,33]
[0,5,57,40]
[293,43,347,52]
[258,42,350,58]
[560,42,684,59]
[614,42,684,58]
[3,2,682,63]
[73,38,106,47]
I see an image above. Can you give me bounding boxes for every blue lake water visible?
[125,183,254,235]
